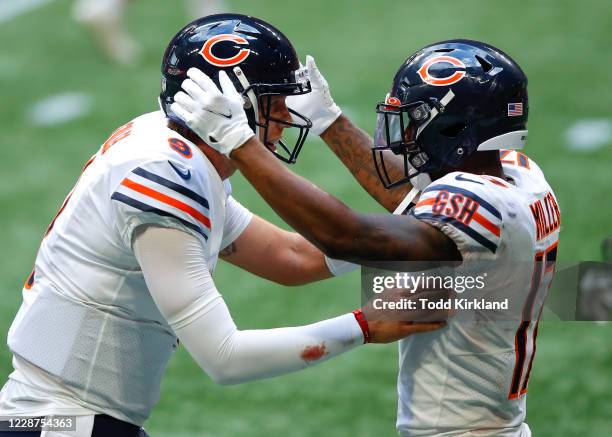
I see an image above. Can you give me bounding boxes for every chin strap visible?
[392,162,433,215]
[233,66,259,139]
[393,187,421,215]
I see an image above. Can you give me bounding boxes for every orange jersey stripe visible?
[472,212,501,237]
[499,150,514,165]
[415,198,436,208]
[121,178,211,229]
[482,176,509,188]
[24,269,35,290]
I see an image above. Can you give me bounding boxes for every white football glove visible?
[287,55,342,136]
[171,68,254,156]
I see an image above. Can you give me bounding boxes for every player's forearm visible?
[134,226,365,385]
[221,217,333,286]
[321,115,411,212]
[177,302,364,385]
[231,138,367,259]
[232,140,457,263]
[242,234,332,286]
[273,233,333,285]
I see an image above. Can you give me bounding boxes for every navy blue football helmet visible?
[160,14,312,163]
[373,39,529,189]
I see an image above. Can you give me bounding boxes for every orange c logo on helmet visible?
[200,34,251,67]
[418,56,466,86]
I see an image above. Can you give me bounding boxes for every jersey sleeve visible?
[110,159,212,247]
[220,195,253,250]
[411,172,503,260]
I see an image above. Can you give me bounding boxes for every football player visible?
[0,15,449,437]
[171,39,561,436]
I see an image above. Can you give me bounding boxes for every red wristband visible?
[352,309,370,344]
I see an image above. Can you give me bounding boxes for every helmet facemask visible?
[373,90,455,190]
[233,65,313,164]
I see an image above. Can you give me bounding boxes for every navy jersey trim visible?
[132,167,209,210]
[414,212,498,253]
[111,192,208,240]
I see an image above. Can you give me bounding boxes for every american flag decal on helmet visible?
[507,103,523,117]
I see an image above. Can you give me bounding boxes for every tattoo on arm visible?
[321,115,411,212]
[220,242,237,257]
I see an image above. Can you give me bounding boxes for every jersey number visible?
[508,241,558,399]
[500,150,530,169]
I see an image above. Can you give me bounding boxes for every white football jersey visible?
[0,111,252,426]
[397,151,560,437]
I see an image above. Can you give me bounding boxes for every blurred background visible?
[1,0,610,435]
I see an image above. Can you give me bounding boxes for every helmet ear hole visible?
[440,123,468,138]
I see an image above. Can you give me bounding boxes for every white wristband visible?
[324,255,359,276]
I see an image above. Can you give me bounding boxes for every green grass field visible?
[1,0,611,435]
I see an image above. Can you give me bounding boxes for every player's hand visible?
[286,55,341,136]
[361,288,454,343]
[171,69,254,156]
